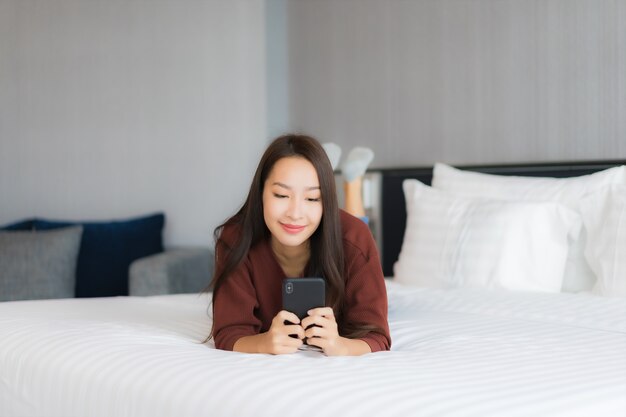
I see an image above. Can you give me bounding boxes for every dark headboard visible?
[378,160,626,276]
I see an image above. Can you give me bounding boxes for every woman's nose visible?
[287,197,303,219]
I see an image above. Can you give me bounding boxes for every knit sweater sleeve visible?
[212,227,262,351]
[342,214,391,352]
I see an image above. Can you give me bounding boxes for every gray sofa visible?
[129,247,214,296]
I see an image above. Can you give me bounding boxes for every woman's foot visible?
[341,147,374,182]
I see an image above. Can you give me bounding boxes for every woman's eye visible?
[273,193,288,199]
[307,197,321,202]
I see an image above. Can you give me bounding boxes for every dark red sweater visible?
[212,210,391,352]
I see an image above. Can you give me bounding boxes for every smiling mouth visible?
[280,223,306,234]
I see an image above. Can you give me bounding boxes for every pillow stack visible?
[33,213,165,297]
[394,163,626,297]
[0,213,164,300]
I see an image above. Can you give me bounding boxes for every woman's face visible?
[263,156,323,252]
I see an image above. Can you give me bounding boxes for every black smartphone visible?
[282,277,326,321]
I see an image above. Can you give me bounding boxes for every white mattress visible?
[1,281,625,417]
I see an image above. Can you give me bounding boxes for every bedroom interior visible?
[1,1,625,416]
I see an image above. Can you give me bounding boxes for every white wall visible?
[4,0,625,245]
[266,0,289,139]
[286,0,626,167]
[0,0,268,246]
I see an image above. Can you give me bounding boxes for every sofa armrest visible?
[129,247,214,296]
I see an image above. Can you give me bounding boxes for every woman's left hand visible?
[300,307,348,356]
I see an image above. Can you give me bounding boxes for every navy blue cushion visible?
[0,219,35,231]
[34,213,165,297]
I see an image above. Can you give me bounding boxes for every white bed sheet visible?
[1,281,625,417]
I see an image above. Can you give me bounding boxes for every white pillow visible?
[580,185,626,297]
[432,163,626,293]
[393,180,582,293]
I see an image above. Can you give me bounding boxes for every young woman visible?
[209,134,390,356]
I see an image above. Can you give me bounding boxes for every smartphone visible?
[282,277,326,321]
[283,278,326,351]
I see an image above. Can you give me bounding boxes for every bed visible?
[2,161,626,417]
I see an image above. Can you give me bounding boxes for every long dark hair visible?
[207,134,372,340]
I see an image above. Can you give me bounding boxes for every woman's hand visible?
[301,308,372,356]
[259,310,305,354]
[234,309,370,356]
[301,307,346,356]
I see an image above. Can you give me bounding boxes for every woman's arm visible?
[340,215,392,352]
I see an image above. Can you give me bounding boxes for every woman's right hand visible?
[260,310,305,354]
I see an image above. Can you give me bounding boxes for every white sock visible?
[341,147,374,182]
[322,142,342,171]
